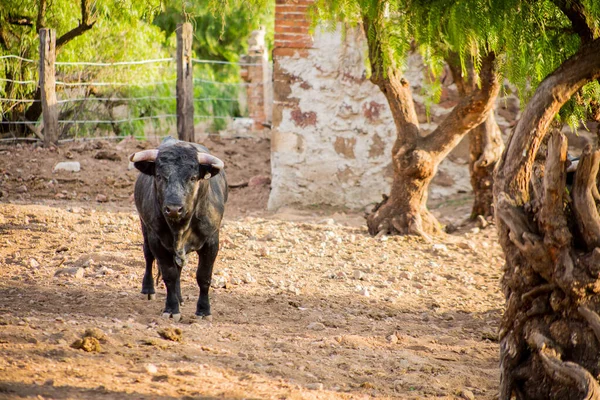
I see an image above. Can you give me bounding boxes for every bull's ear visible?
[199,164,221,179]
[197,153,224,179]
[134,161,155,176]
[129,150,158,176]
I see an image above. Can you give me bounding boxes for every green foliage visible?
[309,0,600,130]
[154,0,273,132]
[0,0,273,138]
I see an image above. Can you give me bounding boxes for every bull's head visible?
[130,143,224,221]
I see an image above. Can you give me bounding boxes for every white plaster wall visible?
[269,27,397,210]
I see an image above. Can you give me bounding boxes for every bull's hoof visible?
[195,310,211,317]
[179,300,185,306]
[147,294,155,300]
[161,312,182,323]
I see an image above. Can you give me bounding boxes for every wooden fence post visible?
[176,22,194,142]
[39,28,58,146]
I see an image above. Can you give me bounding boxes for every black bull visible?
[130,137,228,321]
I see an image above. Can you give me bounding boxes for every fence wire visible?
[0,54,263,142]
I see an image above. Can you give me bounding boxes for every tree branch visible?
[421,51,500,158]
[361,12,420,147]
[578,306,600,345]
[37,0,47,32]
[572,145,600,251]
[496,37,600,203]
[56,0,96,49]
[446,51,476,96]
[552,0,595,44]
[529,330,600,400]
[8,15,34,26]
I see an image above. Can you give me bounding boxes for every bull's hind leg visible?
[141,224,156,300]
[195,233,219,317]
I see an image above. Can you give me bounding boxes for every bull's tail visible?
[155,266,162,285]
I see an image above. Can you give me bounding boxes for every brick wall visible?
[274,0,314,51]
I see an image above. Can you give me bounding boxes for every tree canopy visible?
[309,0,600,129]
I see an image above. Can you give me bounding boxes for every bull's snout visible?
[164,204,184,219]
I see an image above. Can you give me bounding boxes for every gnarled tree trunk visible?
[363,15,500,238]
[447,54,504,218]
[494,36,600,400]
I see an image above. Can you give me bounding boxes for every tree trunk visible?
[468,112,503,218]
[447,54,504,218]
[362,14,500,237]
[494,37,600,400]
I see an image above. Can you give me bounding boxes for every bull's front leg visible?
[195,233,219,317]
[152,244,182,322]
[141,224,156,300]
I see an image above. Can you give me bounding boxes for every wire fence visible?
[0,54,268,143]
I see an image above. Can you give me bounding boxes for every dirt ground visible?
[0,137,504,399]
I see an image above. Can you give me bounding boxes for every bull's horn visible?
[197,153,224,171]
[129,149,159,163]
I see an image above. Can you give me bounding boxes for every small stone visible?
[230,277,241,285]
[432,243,448,253]
[399,271,413,280]
[29,258,40,268]
[15,185,27,193]
[258,247,270,257]
[359,288,370,297]
[457,241,476,251]
[242,273,255,284]
[307,322,326,331]
[306,383,324,390]
[353,270,365,280]
[444,223,458,233]
[145,364,158,374]
[476,215,488,229]
[387,334,398,344]
[54,267,84,279]
[96,266,114,276]
[211,275,227,289]
[53,161,80,173]
[94,150,122,162]
[95,194,108,203]
[461,389,475,400]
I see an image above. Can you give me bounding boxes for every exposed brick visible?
[276,12,311,21]
[277,20,312,28]
[334,137,356,159]
[362,101,385,122]
[275,25,309,34]
[290,108,317,127]
[275,4,311,12]
[276,0,313,5]
[272,48,310,57]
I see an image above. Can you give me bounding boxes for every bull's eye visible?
[190,175,198,182]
